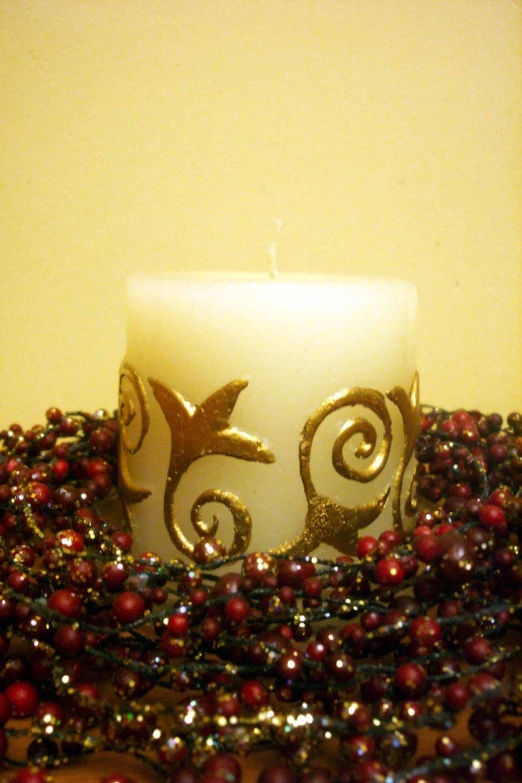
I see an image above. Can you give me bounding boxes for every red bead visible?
[324,652,356,683]
[46,407,63,423]
[56,528,85,553]
[51,458,69,481]
[242,552,277,582]
[463,636,493,665]
[7,571,30,594]
[315,626,342,652]
[102,561,129,591]
[160,632,187,659]
[113,591,146,624]
[225,596,249,623]
[275,651,303,681]
[413,528,443,563]
[69,558,98,587]
[5,681,39,718]
[53,625,85,656]
[356,536,378,558]
[379,529,403,548]
[440,419,460,437]
[110,530,133,552]
[409,616,442,648]
[193,536,226,564]
[201,616,221,643]
[209,572,243,597]
[278,586,296,606]
[27,481,52,508]
[437,533,476,584]
[10,544,36,568]
[469,672,498,696]
[436,735,461,757]
[53,485,80,512]
[361,611,382,632]
[167,612,190,635]
[360,675,390,703]
[489,486,513,508]
[277,559,316,587]
[240,679,269,709]
[189,587,208,607]
[433,523,455,537]
[340,734,375,763]
[33,700,65,729]
[47,588,82,618]
[88,427,116,452]
[375,557,404,586]
[489,443,508,463]
[479,504,508,536]
[306,640,327,662]
[393,663,427,698]
[398,700,423,722]
[303,576,323,598]
[74,682,101,703]
[157,735,188,767]
[53,442,69,459]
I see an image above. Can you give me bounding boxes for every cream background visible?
[1,0,521,425]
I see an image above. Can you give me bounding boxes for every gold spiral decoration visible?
[190,489,251,557]
[273,388,393,556]
[300,388,392,492]
[119,362,150,454]
[118,362,152,530]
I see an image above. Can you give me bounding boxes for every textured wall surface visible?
[1,0,521,422]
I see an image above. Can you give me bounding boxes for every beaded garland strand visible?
[0,406,520,783]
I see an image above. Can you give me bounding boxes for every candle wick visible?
[267,219,283,279]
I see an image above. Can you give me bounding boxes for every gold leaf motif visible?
[118,363,152,531]
[148,377,275,558]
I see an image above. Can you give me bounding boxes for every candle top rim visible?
[128,272,416,292]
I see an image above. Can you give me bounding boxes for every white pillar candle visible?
[119,274,418,560]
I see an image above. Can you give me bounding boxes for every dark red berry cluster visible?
[0,406,520,783]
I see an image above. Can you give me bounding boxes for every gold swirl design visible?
[273,388,393,556]
[119,362,150,454]
[118,362,152,531]
[149,377,275,558]
[387,372,420,531]
[190,489,251,556]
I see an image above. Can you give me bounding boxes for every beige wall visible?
[1,0,521,425]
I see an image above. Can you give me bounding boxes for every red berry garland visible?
[0,405,519,783]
